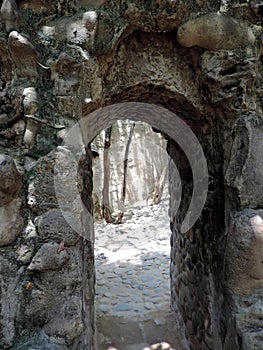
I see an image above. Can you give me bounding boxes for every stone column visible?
[225,114,263,350]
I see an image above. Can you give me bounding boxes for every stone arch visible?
[62,91,225,349]
[0,2,262,349]
[79,101,208,231]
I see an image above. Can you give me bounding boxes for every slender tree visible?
[117,122,135,224]
[102,126,114,223]
[152,163,168,204]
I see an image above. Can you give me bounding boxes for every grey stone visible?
[1,0,18,21]
[133,304,144,313]
[144,302,154,310]
[143,289,153,296]
[152,297,162,304]
[141,275,154,283]
[225,115,263,208]
[96,279,104,287]
[155,287,166,295]
[99,304,110,313]
[225,209,263,296]
[113,304,133,312]
[43,296,84,344]
[35,209,80,246]
[0,256,20,348]
[50,53,83,96]
[12,331,67,350]
[235,288,263,350]
[0,154,22,206]
[16,244,34,263]
[0,198,23,246]
[28,242,70,272]
[27,148,84,218]
[144,281,160,289]
[117,290,131,297]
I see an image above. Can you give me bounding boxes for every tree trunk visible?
[117,122,135,224]
[102,127,114,223]
[152,163,168,204]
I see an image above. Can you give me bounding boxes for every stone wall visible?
[0,0,262,349]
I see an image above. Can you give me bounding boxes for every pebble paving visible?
[94,197,172,319]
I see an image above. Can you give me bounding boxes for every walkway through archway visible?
[54,100,220,350]
[92,120,188,349]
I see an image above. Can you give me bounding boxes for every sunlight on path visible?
[94,197,188,350]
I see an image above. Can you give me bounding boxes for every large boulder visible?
[177,12,255,51]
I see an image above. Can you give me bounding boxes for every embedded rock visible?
[43,11,98,48]
[42,9,121,55]
[16,244,35,264]
[27,151,58,214]
[51,53,83,96]
[11,331,67,350]
[177,12,255,50]
[23,118,39,149]
[28,242,70,272]
[35,209,80,246]
[22,87,39,150]
[235,288,263,350]
[225,115,263,208]
[201,49,258,104]
[28,147,84,217]
[43,296,84,344]
[1,0,18,21]
[0,0,19,31]
[0,198,23,246]
[0,154,22,206]
[23,87,38,115]
[8,31,40,78]
[225,209,263,296]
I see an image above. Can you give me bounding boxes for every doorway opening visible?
[91,120,187,349]
[68,100,219,349]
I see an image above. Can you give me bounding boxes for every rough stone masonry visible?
[0,0,262,349]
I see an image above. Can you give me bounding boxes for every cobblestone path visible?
[94,198,188,350]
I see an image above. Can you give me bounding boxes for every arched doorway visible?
[54,98,225,349]
[92,119,184,349]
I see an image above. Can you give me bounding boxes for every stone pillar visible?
[0,154,23,348]
[224,114,263,350]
